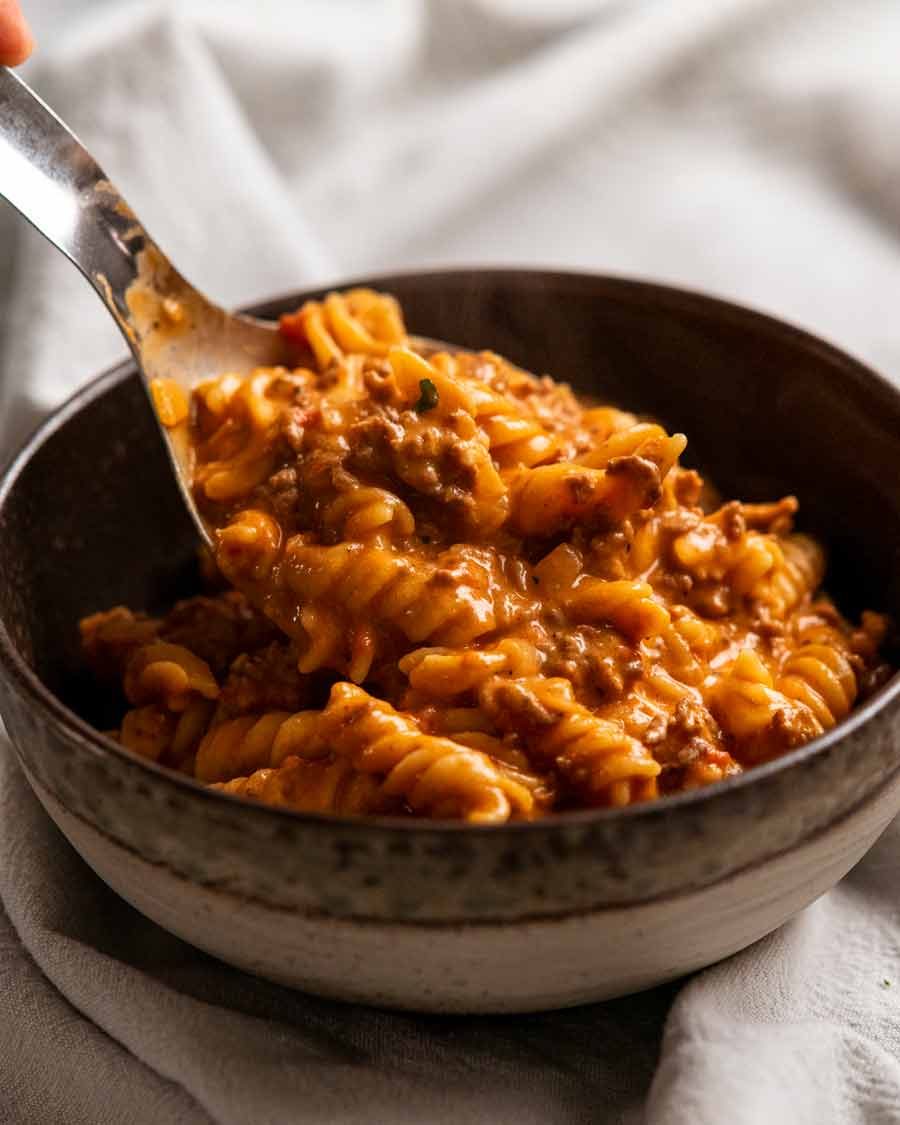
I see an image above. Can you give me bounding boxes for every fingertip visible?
[0,1,34,67]
[5,36,35,67]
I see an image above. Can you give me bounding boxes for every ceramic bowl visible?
[1,269,899,1014]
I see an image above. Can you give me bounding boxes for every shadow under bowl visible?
[1,269,900,1013]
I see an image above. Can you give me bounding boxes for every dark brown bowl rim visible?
[2,266,899,835]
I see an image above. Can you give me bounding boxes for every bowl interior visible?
[2,269,900,741]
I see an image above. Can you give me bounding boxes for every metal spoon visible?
[0,68,451,549]
[0,68,298,546]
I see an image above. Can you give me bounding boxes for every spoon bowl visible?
[0,67,464,553]
[0,68,458,551]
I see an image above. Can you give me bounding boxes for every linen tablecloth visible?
[3,2,900,1121]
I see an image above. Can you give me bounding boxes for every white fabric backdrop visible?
[2,2,900,1122]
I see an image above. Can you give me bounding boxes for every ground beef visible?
[160,593,279,678]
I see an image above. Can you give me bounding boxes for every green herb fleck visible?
[414,378,439,414]
[882,978,892,989]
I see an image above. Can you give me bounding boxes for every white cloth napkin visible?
[2,2,900,1122]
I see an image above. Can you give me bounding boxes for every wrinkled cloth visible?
[2,2,900,1122]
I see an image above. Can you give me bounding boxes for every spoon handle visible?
[0,67,179,342]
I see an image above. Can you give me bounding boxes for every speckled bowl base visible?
[26,763,900,1012]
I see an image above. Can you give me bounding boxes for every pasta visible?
[212,756,393,817]
[80,288,892,823]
